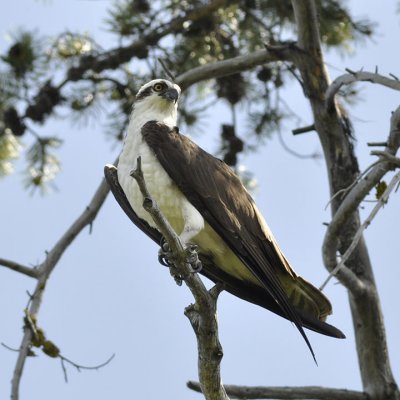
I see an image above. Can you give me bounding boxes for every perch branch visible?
[11,178,110,400]
[326,70,400,111]
[187,382,369,400]
[130,157,229,400]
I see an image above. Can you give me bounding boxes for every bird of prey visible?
[104,78,345,360]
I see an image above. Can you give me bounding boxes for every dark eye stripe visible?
[135,86,153,101]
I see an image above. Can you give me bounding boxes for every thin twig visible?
[367,141,387,147]
[370,151,400,167]
[11,178,110,400]
[292,123,315,135]
[0,258,38,278]
[59,353,115,382]
[320,171,400,290]
[324,160,381,210]
[158,57,176,81]
[322,106,400,292]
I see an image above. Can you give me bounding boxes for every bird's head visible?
[132,79,181,124]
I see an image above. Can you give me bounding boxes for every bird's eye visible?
[153,83,164,92]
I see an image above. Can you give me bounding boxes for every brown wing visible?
[141,121,345,359]
[105,162,343,338]
[104,164,162,244]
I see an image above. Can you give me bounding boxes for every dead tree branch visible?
[187,382,369,400]
[11,178,110,400]
[177,47,292,91]
[326,70,400,111]
[130,157,229,400]
[322,106,400,290]
[291,1,399,398]
[0,258,38,278]
[321,170,400,291]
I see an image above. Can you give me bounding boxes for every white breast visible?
[118,122,204,242]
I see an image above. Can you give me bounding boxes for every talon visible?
[158,251,175,267]
[158,253,170,267]
[184,244,202,272]
[187,259,202,272]
[160,236,171,252]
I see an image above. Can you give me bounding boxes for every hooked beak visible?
[161,88,179,103]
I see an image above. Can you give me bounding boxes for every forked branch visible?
[322,106,400,290]
[326,70,400,111]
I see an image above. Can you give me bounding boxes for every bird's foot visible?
[158,237,183,286]
[158,237,174,267]
[158,238,202,283]
[185,244,202,272]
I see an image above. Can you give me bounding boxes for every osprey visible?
[105,78,344,359]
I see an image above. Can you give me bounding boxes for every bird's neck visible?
[129,101,177,134]
[120,102,177,163]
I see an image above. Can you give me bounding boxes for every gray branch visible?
[291,1,399,398]
[0,258,38,279]
[326,71,400,111]
[321,170,400,291]
[176,47,292,91]
[187,382,369,400]
[322,106,400,290]
[11,178,110,400]
[130,157,229,400]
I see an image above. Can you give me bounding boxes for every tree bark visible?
[291,1,399,399]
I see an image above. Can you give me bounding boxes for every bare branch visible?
[322,106,400,290]
[370,151,400,167]
[0,258,38,278]
[11,178,110,400]
[291,2,399,397]
[187,382,369,400]
[60,353,115,382]
[367,142,387,147]
[326,71,400,111]
[321,170,400,290]
[292,123,315,135]
[176,48,292,91]
[130,157,229,400]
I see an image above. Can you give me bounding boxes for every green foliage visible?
[375,180,387,200]
[0,0,375,190]
[1,32,37,78]
[25,137,62,192]
[0,130,21,176]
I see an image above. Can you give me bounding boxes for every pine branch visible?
[177,48,293,91]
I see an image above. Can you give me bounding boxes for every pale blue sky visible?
[1,1,399,399]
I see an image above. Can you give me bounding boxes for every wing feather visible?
[141,121,330,358]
